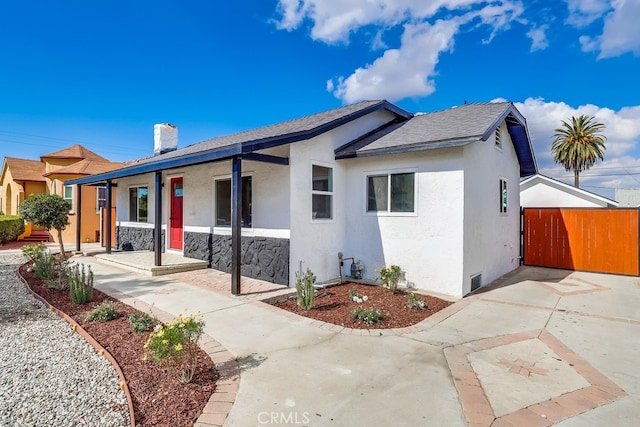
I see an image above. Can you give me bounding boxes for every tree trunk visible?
[574,170,580,188]
[57,228,66,260]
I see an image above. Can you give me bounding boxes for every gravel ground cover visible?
[0,252,129,426]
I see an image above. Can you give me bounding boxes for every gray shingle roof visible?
[346,102,514,156]
[65,100,412,185]
[133,100,392,166]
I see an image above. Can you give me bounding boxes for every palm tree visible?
[551,114,606,188]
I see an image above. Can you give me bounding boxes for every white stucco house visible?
[521,174,618,208]
[66,100,537,298]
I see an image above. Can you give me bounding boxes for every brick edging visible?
[252,294,471,336]
[96,284,240,427]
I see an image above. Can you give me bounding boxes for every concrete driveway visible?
[79,255,640,427]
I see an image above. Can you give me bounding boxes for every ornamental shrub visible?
[351,306,384,325]
[0,215,25,244]
[21,243,47,262]
[69,263,93,304]
[86,301,119,322]
[378,265,403,293]
[144,313,205,384]
[129,312,156,333]
[407,292,426,310]
[33,251,56,282]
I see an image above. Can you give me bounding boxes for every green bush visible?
[86,301,119,322]
[129,312,156,333]
[144,313,205,384]
[407,292,426,310]
[295,268,316,311]
[0,216,25,244]
[33,251,56,282]
[378,265,403,293]
[22,243,47,262]
[69,263,93,304]
[351,306,384,325]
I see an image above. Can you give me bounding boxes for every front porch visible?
[94,250,208,276]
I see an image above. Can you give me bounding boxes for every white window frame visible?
[213,174,253,229]
[50,179,57,195]
[128,185,149,223]
[96,186,107,213]
[63,185,74,213]
[364,169,417,216]
[311,162,334,221]
[499,178,508,214]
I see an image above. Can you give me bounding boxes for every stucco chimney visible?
[154,123,178,155]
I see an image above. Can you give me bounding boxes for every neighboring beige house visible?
[0,145,124,244]
[520,174,618,208]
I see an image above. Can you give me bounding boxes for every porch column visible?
[231,156,242,295]
[75,184,82,252]
[105,180,112,254]
[154,171,162,266]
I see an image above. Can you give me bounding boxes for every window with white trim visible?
[312,165,332,219]
[215,176,252,227]
[129,186,148,222]
[367,172,415,213]
[63,185,73,212]
[499,178,508,213]
[96,186,107,212]
[51,180,57,195]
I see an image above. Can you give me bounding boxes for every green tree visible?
[19,193,71,259]
[551,115,607,188]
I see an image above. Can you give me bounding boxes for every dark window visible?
[500,179,508,213]
[97,187,106,212]
[367,172,415,213]
[312,165,333,219]
[215,176,252,227]
[129,187,148,222]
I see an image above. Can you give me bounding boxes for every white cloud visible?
[275,0,484,43]
[513,97,640,193]
[566,0,611,27]
[330,20,461,103]
[527,24,549,51]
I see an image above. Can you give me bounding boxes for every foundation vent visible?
[470,273,482,292]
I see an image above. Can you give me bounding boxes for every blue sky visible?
[1,0,639,198]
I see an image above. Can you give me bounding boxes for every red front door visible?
[170,177,183,250]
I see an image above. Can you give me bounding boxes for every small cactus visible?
[295,268,315,311]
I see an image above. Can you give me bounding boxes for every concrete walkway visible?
[74,254,640,427]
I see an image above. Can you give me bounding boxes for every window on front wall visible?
[499,178,508,213]
[312,165,333,219]
[367,172,415,213]
[63,185,73,211]
[51,180,57,195]
[129,186,148,222]
[96,186,106,212]
[215,176,252,227]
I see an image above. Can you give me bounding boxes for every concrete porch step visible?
[93,251,208,277]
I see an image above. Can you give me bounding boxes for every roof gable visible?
[40,144,108,162]
[336,102,537,177]
[1,157,46,183]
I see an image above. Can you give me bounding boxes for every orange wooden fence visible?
[523,208,639,276]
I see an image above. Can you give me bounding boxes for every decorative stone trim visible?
[116,225,165,252]
[184,231,289,286]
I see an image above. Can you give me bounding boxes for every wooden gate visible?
[522,208,640,275]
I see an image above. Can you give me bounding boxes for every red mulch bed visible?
[18,259,217,427]
[273,283,452,329]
